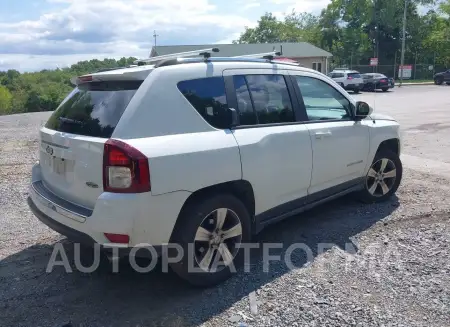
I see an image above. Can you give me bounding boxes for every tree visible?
[0,57,137,115]
[235,13,286,43]
[0,85,13,114]
[235,11,321,44]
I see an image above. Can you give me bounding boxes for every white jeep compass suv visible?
[28,52,403,286]
[327,69,364,94]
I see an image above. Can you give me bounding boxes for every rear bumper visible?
[345,83,363,90]
[28,163,191,251]
[378,83,390,89]
[28,196,162,257]
[28,196,95,245]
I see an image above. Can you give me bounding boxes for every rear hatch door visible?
[40,80,142,209]
[347,72,364,86]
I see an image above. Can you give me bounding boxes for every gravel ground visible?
[1,86,450,327]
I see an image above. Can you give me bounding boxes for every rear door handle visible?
[314,131,332,139]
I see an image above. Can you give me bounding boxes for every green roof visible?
[150,42,332,58]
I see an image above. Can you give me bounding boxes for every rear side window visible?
[45,81,141,138]
[347,72,361,78]
[177,77,230,129]
[233,76,258,125]
[233,74,295,125]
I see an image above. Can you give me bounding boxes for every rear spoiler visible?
[70,65,153,86]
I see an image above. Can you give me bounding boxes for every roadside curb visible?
[399,82,434,86]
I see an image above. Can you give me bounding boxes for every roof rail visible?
[134,48,220,65]
[232,50,282,60]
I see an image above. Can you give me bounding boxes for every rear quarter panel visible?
[125,131,242,196]
[112,63,243,195]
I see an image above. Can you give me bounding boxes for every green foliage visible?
[236,0,449,69]
[0,57,136,115]
[0,85,13,114]
[235,12,321,44]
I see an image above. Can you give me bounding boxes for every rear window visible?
[331,73,344,78]
[347,73,361,78]
[45,81,141,138]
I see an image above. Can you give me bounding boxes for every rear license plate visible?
[44,154,66,174]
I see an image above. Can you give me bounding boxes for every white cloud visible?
[1,0,333,71]
[270,0,331,14]
[0,0,254,71]
[242,2,261,11]
[215,32,242,44]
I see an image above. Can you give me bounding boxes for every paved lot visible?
[0,85,449,327]
[355,85,450,164]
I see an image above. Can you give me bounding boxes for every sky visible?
[0,0,333,72]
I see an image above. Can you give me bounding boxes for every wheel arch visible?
[377,138,400,156]
[170,180,256,241]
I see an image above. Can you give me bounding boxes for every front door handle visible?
[314,131,332,139]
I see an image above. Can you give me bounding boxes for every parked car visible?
[361,73,395,92]
[327,69,364,93]
[27,53,403,287]
[433,69,450,85]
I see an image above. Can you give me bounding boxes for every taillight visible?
[347,76,353,80]
[103,139,150,193]
[78,75,93,82]
[380,79,387,83]
[104,233,130,243]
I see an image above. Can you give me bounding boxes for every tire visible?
[434,77,444,85]
[358,149,403,203]
[353,89,360,94]
[446,82,450,85]
[169,194,251,287]
[339,82,345,89]
[381,88,388,92]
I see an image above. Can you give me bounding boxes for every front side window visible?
[177,77,229,129]
[295,76,352,121]
[234,74,295,125]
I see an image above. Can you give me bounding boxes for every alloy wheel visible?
[366,158,397,197]
[194,208,243,272]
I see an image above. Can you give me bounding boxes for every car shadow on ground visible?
[0,195,399,327]
[353,90,392,95]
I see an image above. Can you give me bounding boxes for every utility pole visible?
[153,30,159,49]
[399,0,407,87]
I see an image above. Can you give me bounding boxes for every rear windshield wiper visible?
[58,117,84,125]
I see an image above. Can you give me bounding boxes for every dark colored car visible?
[361,73,395,92]
[433,69,450,85]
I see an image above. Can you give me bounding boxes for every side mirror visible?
[354,101,372,119]
[228,107,239,128]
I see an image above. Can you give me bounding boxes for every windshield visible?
[45,81,141,138]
